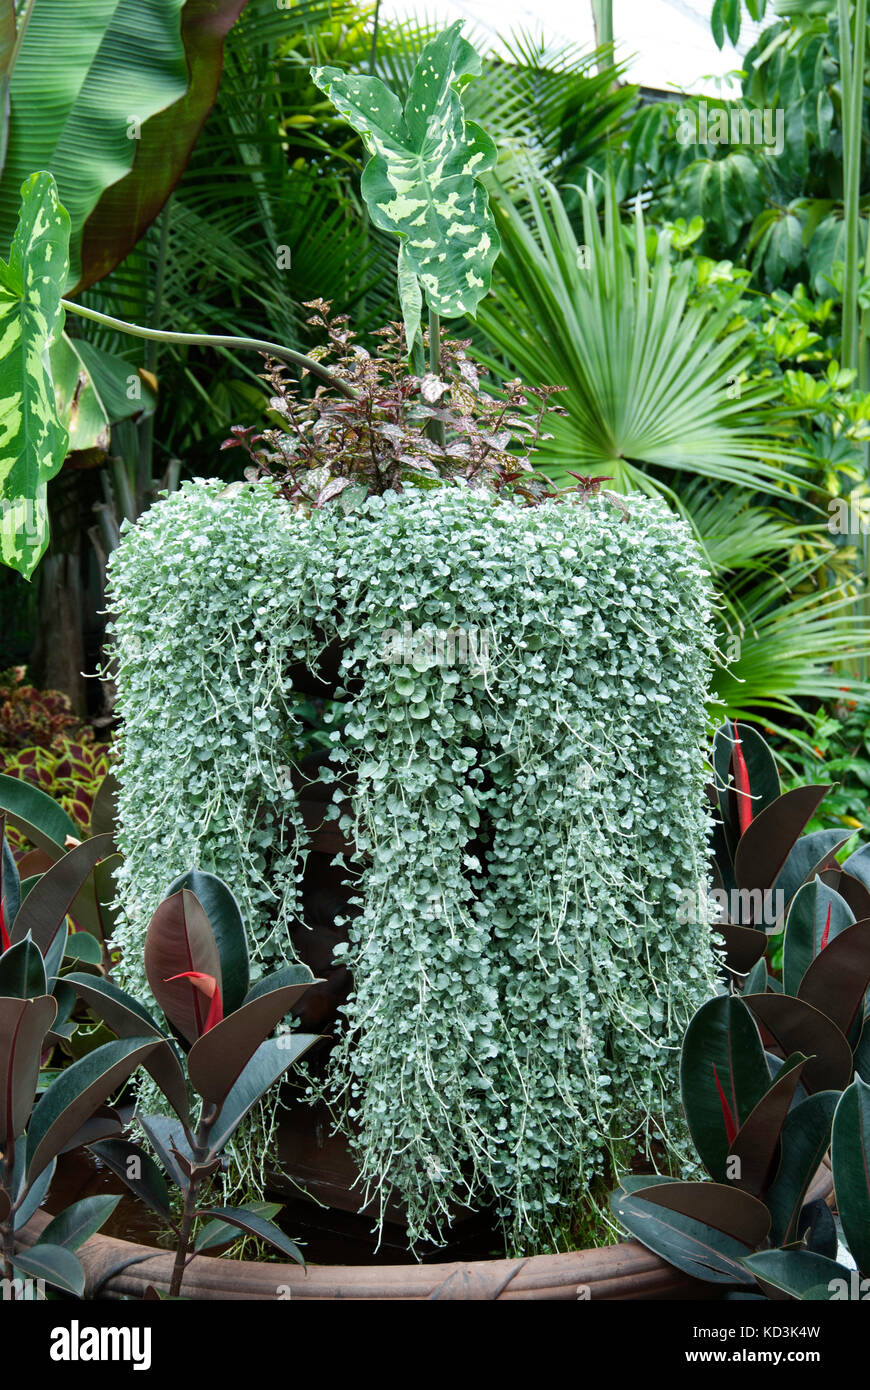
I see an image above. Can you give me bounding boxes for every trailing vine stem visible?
[59,300,359,400]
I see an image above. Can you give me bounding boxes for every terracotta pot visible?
[17,1164,833,1302]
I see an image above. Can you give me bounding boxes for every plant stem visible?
[427,307,445,448]
[169,1177,200,1299]
[60,300,359,401]
[8,0,37,78]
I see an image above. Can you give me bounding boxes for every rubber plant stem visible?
[168,1109,215,1299]
[60,300,359,401]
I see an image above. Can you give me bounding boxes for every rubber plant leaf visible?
[741,1249,855,1300]
[205,1035,321,1160]
[12,1243,84,1298]
[187,972,319,1103]
[0,172,69,579]
[743,993,853,1094]
[782,877,854,997]
[37,1193,121,1252]
[729,1053,808,1196]
[733,786,831,896]
[797,919,870,1039]
[11,833,114,956]
[165,869,249,1015]
[88,1139,174,1226]
[144,888,222,1044]
[194,1206,304,1264]
[0,995,57,1144]
[26,1036,160,1182]
[680,995,771,1182]
[609,1181,768,1285]
[1,812,19,928]
[0,772,77,859]
[831,1077,870,1275]
[64,972,189,1123]
[311,20,500,320]
[766,1091,839,1246]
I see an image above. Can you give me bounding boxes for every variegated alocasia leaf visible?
[311,21,500,324]
[0,172,70,580]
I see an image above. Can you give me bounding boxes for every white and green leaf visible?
[0,171,69,579]
[311,21,500,319]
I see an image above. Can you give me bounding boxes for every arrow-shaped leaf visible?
[312,21,500,320]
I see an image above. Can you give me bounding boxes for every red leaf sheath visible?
[164,971,224,1035]
[712,1062,738,1146]
[732,722,754,836]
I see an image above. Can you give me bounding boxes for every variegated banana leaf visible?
[0,172,69,579]
[311,20,500,327]
[0,0,249,292]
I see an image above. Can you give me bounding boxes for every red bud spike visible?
[0,899,10,954]
[164,971,224,1034]
[732,722,754,836]
[712,1062,738,1145]
[820,902,832,952]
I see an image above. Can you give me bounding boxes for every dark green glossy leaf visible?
[741,1249,854,1300]
[0,995,57,1144]
[610,1182,767,1285]
[1,815,20,927]
[63,931,103,966]
[734,786,831,895]
[188,978,318,1104]
[0,773,77,857]
[0,938,46,998]
[680,995,770,1181]
[831,1077,870,1274]
[205,1035,320,1159]
[782,877,854,997]
[194,1202,300,1261]
[64,972,190,1125]
[139,1114,194,1191]
[731,1053,808,1196]
[13,1156,56,1230]
[27,1036,159,1181]
[12,1243,83,1297]
[11,834,114,961]
[37,1193,121,1251]
[774,829,850,911]
[89,1139,174,1226]
[798,919,870,1039]
[743,993,853,1094]
[766,1091,839,1246]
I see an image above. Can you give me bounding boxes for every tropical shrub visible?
[106,475,719,1251]
[66,871,321,1297]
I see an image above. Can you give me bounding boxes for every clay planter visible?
[18,1162,832,1300]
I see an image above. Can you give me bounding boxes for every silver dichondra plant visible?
[107,479,719,1251]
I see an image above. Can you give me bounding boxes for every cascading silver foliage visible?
[107,479,720,1252]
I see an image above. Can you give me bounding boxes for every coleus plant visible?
[65,869,322,1298]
